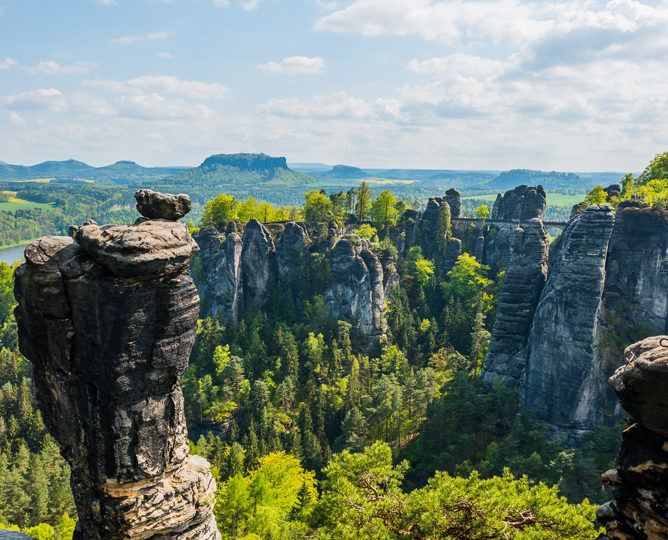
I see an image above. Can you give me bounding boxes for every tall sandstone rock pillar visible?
[598,336,668,538]
[14,190,220,539]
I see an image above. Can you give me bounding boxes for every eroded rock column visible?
[598,336,668,538]
[14,191,220,539]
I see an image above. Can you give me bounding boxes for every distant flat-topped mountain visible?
[316,164,370,180]
[0,159,187,184]
[162,153,314,187]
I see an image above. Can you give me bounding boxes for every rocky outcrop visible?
[445,188,462,218]
[194,223,387,340]
[598,336,668,539]
[416,197,448,259]
[482,219,549,386]
[523,204,616,439]
[240,219,276,309]
[195,225,242,321]
[135,188,191,220]
[14,194,220,539]
[324,237,387,340]
[491,185,546,221]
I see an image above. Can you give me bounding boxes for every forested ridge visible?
[1,152,667,538]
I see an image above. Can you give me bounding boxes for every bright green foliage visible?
[215,452,317,538]
[406,247,434,287]
[442,253,492,310]
[303,190,333,223]
[474,204,490,219]
[201,193,239,227]
[370,189,398,227]
[313,442,600,539]
[237,197,260,222]
[584,185,607,206]
[355,223,377,240]
[354,181,373,222]
[638,151,668,183]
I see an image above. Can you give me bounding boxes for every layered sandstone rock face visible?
[491,184,546,221]
[598,336,668,539]
[14,192,220,539]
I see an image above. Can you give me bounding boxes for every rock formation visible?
[523,204,615,439]
[14,191,220,539]
[415,196,448,260]
[193,221,387,340]
[445,188,462,218]
[135,188,191,221]
[597,336,668,538]
[324,237,387,341]
[482,219,549,386]
[491,184,546,221]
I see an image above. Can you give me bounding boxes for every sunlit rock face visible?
[491,184,546,221]
[14,191,220,540]
[523,204,616,439]
[598,336,668,539]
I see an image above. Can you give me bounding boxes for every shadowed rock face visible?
[482,219,549,386]
[598,336,668,539]
[135,188,191,221]
[324,238,387,341]
[445,188,462,218]
[523,204,615,436]
[491,185,546,221]
[194,222,388,340]
[14,198,220,539]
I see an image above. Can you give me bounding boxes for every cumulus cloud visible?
[7,111,26,126]
[117,93,211,120]
[6,88,65,111]
[241,0,260,9]
[258,56,326,75]
[112,31,171,45]
[263,92,401,121]
[213,0,230,6]
[84,75,228,99]
[22,60,97,75]
[157,52,172,58]
[0,57,19,70]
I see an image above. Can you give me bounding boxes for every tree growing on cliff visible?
[201,193,239,227]
[370,189,398,228]
[355,181,373,222]
[303,190,333,223]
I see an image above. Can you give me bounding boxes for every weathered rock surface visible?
[135,188,191,221]
[491,184,546,221]
[14,200,219,539]
[598,336,668,539]
[482,219,549,386]
[416,197,448,259]
[324,237,387,340]
[194,223,387,340]
[523,204,615,436]
[445,188,462,218]
[75,220,198,277]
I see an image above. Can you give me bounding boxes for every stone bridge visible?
[451,216,569,230]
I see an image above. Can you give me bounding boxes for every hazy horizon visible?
[1,0,667,172]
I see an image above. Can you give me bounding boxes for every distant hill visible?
[316,164,370,180]
[488,169,585,191]
[162,153,314,187]
[0,159,186,184]
[289,162,331,172]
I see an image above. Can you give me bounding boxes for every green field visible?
[0,191,55,212]
[464,192,585,206]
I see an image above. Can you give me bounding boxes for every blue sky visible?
[1,0,667,171]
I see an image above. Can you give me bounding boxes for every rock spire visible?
[14,191,220,539]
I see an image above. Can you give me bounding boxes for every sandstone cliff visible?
[194,221,387,340]
[14,192,220,539]
[597,336,668,538]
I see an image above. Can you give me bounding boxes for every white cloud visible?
[112,31,171,45]
[258,56,326,75]
[6,88,65,110]
[213,0,230,6]
[84,75,228,99]
[22,60,97,75]
[97,0,117,5]
[241,0,260,10]
[117,93,211,120]
[407,53,503,78]
[0,57,18,70]
[7,111,25,126]
[263,91,401,121]
[157,52,172,58]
